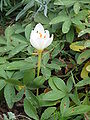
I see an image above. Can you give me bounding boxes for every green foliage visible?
[0,0,90,120]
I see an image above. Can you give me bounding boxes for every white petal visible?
[30,38,40,50]
[43,34,53,49]
[34,23,44,34]
[45,30,50,38]
[30,30,40,49]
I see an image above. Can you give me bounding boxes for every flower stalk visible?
[37,50,42,95]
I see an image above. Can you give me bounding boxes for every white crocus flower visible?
[30,23,53,50]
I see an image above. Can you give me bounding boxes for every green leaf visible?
[41,67,51,79]
[53,77,68,93]
[5,61,32,70]
[67,77,73,92]
[75,77,90,87]
[54,0,76,6]
[41,107,56,120]
[12,89,24,102]
[5,26,15,46]
[42,52,50,65]
[70,41,85,52]
[0,79,6,91]
[66,27,74,43]
[34,13,50,25]
[24,98,39,120]
[60,97,70,116]
[0,57,7,64]
[25,89,39,107]
[77,50,90,64]
[84,40,90,48]
[11,34,27,44]
[23,69,35,86]
[0,36,6,45]
[31,76,45,88]
[62,19,71,33]
[9,44,27,58]
[81,61,90,79]
[6,2,23,16]
[5,79,23,86]
[73,2,80,14]
[25,23,33,40]
[4,84,15,109]
[16,0,34,21]
[64,105,90,117]
[48,77,58,90]
[0,68,7,79]
[78,28,90,37]
[43,90,65,101]
[50,14,68,25]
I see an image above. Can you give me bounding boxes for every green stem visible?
[37,50,42,95]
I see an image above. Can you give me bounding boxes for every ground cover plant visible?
[0,0,90,120]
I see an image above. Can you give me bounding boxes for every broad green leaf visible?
[12,89,24,102]
[67,77,73,92]
[66,27,74,43]
[9,44,27,58]
[72,18,85,30]
[81,61,90,79]
[4,84,15,109]
[62,19,71,33]
[70,41,85,52]
[0,79,6,91]
[25,23,33,40]
[0,36,6,45]
[34,13,50,25]
[5,79,23,86]
[60,97,70,116]
[31,76,45,88]
[75,77,90,87]
[25,90,39,107]
[0,68,7,79]
[69,90,80,105]
[53,77,68,93]
[0,57,7,64]
[23,69,35,86]
[24,98,39,120]
[77,50,90,64]
[48,77,58,90]
[43,90,65,101]
[37,93,58,107]
[5,26,15,46]
[54,0,76,6]
[64,105,90,117]
[5,61,31,70]
[50,15,68,25]
[41,107,56,120]
[73,2,80,14]
[42,52,50,65]
[41,67,51,79]
[11,34,27,44]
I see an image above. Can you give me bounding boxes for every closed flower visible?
[30,23,53,50]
